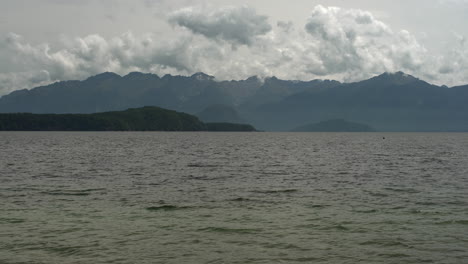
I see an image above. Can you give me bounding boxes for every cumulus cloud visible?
[0,31,222,93]
[168,6,272,46]
[303,5,429,80]
[0,5,467,96]
[0,71,52,95]
[435,33,468,85]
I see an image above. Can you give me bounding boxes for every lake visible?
[1,132,467,263]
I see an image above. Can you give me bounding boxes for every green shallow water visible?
[1,132,467,263]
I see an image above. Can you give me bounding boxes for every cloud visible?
[302,5,429,80]
[277,21,294,32]
[0,5,467,96]
[439,0,468,5]
[0,30,233,94]
[0,71,52,95]
[436,33,468,84]
[168,6,272,46]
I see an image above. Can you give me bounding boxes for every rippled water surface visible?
[1,132,468,264]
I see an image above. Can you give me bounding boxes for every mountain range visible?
[0,71,467,131]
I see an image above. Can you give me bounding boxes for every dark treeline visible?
[205,122,256,132]
[0,106,256,132]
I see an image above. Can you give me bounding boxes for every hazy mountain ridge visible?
[0,71,467,131]
[0,72,341,114]
[250,72,468,131]
[196,105,245,124]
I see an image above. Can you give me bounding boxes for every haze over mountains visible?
[0,71,467,132]
[292,119,375,132]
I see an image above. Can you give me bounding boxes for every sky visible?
[0,0,467,95]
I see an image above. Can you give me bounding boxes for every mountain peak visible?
[191,72,215,81]
[371,71,420,85]
[124,72,160,80]
[380,71,412,77]
[246,76,260,81]
[85,72,121,82]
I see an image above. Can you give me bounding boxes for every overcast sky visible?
[0,0,467,95]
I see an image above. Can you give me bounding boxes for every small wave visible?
[259,171,288,176]
[359,240,410,247]
[228,197,277,204]
[334,224,349,231]
[42,191,89,196]
[447,200,467,206]
[0,217,25,224]
[306,204,330,209]
[198,227,262,234]
[254,189,299,194]
[147,179,169,186]
[55,227,83,234]
[295,223,321,229]
[415,201,438,206]
[230,197,252,202]
[45,245,86,256]
[41,188,106,196]
[408,209,445,215]
[281,257,322,262]
[421,157,445,164]
[0,193,27,198]
[366,191,388,197]
[384,187,420,194]
[186,175,211,181]
[354,208,378,213]
[145,205,189,211]
[377,253,410,258]
[320,224,350,231]
[187,163,219,168]
[435,220,468,225]
[259,242,305,251]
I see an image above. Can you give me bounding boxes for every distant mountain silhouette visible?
[292,119,375,132]
[197,104,245,123]
[0,72,340,115]
[0,71,467,131]
[251,72,468,131]
[0,106,257,131]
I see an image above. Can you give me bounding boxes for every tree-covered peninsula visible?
[0,106,257,131]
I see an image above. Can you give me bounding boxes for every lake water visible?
[1,132,467,264]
